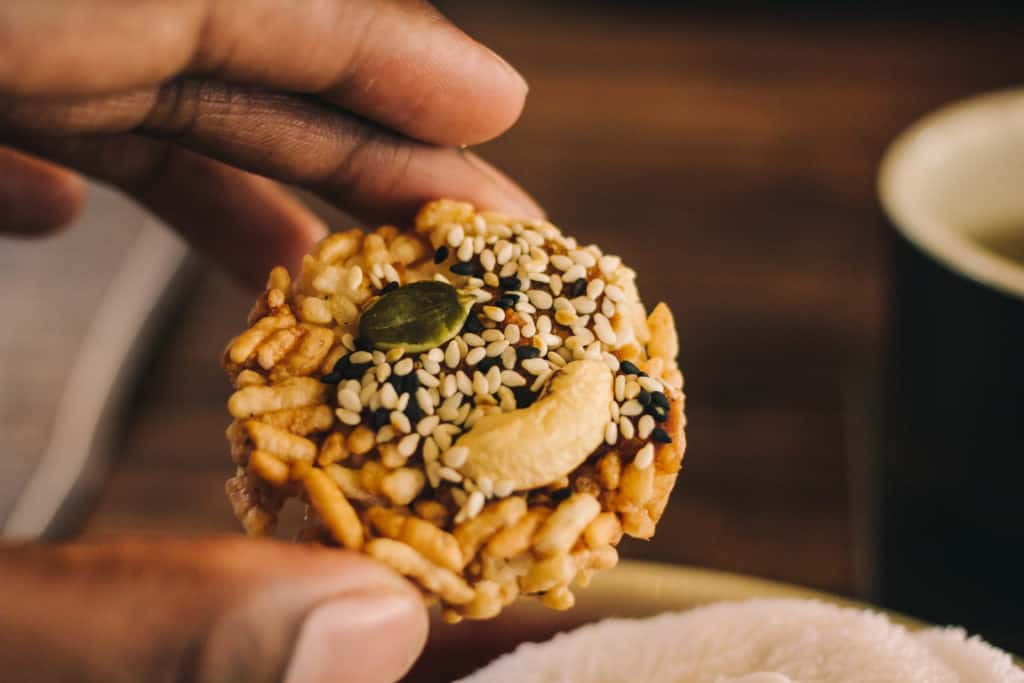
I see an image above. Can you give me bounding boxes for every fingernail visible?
[284,590,427,683]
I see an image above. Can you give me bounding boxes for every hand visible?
[0,0,541,288]
[0,536,428,683]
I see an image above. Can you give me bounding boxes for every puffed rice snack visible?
[222,199,687,621]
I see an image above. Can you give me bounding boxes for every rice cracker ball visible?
[222,199,686,621]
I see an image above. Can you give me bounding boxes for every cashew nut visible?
[454,360,612,491]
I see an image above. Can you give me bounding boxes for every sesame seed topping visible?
[619,360,643,375]
[637,414,656,439]
[416,369,439,387]
[530,369,553,392]
[486,339,509,357]
[483,306,506,322]
[349,350,373,364]
[571,296,597,315]
[652,427,673,443]
[447,225,465,247]
[483,272,499,287]
[465,347,487,366]
[521,358,550,375]
[604,284,626,302]
[619,416,636,440]
[635,443,655,469]
[621,399,644,417]
[338,388,361,413]
[605,421,618,446]
[445,340,461,368]
[443,446,469,468]
[563,264,586,283]
[528,289,553,309]
[396,392,410,411]
[417,414,441,436]
[398,432,420,457]
[434,245,449,264]
[440,466,463,483]
[393,358,414,376]
[550,254,573,271]
[416,387,434,415]
[390,410,412,433]
[473,371,489,395]
[336,408,361,425]
[382,263,400,283]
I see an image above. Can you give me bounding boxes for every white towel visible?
[458,599,1023,683]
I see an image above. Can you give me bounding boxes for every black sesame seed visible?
[404,372,421,393]
[433,245,449,264]
[354,337,374,352]
[619,360,642,375]
[372,408,391,429]
[381,281,399,294]
[494,296,515,309]
[568,278,587,298]
[651,427,672,443]
[649,403,669,422]
[320,372,342,385]
[462,315,484,334]
[477,355,502,372]
[515,346,541,360]
[405,400,424,424]
[651,391,670,410]
[499,276,522,291]
[638,389,652,407]
[511,386,538,408]
[450,262,478,276]
[341,362,369,380]
[551,487,572,503]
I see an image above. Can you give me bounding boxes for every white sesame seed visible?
[480,249,496,271]
[555,309,577,326]
[497,386,516,411]
[476,476,495,498]
[529,270,550,283]
[465,490,485,518]
[423,359,442,375]
[537,315,553,335]
[423,436,440,463]
[445,340,461,368]
[483,272,499,287]
[486,365,502,393]
[499,260,518,278]
[376,425,395,443]
[471,371,488,395]
[610,400,620,421]
[380,383,398,409]
[546,352,567,368]
[417,414,441,436]
[482,329,504,343]
[341,333,356,351]
[440,466,463,483]
[467,277,484,289]
[349,350,372,364]
[604,284,625,302]
[441,373,457,398]
[553,296,572,312]
[521,229,544,246]
[571,250,597,269]
[483,306,506,322]
[396,392,410,411]
[530,370,553,392]
[372,350,387,365]
[425,461,441,488]
[550,254,573,271]
[447,225,465,247]
[464,347,485,366]
[393,358,413,376]
[504,324,521,344]
[527,289,552,309]
[438,394,461,422]
[386,347,405,362]
[605,421,619,446]
[391,411,412,433]
[455,402,471,425]
[474,235,486,252]
[564,336,581,352]
[521,358,550,375]
[456,336,469,355]
[443,446,469,468]
[428,387,440,405]
[433,273,451,284]
[371,263,384,279]
[543,333,561,349]
[416,388,434,415]
[625,379,641,400]
[563,265,586,283]
[635,443,655,469]
[359,382,378,406]
[638,376,663,392]
[572,297,597,315]
[496,243,514,265]
[336,408,361,425]
[451,486,468,506]
[638,414,655,439]
[577,314,591,329]
[456,371,473,396]
[428,347,444,363]
[549,274,563,296]
[382,263,400,283]
[586,278,605,299]
[374,363,390,383]
[621,399,644,417]
[397,433,420,457]
[602,298,617,318]
[598,254,619,275]
[521,323,537,338]
[338,388,362,413]
[457,239,474,262]
[486,339,509,357]
[615,375,630,401]
[620,416,636,440]
[499,369,526,387]
[499,347,515,370]
[492,480,514,498]
[604,353,621,372]
[594,313,617,346]
[416,369,439,387]
[433,425,454,451]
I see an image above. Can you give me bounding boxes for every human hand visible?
[0,0,540,288]
[0,536,428,683]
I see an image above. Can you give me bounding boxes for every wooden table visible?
[81,0,1023,640]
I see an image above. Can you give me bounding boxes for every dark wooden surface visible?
[82,3,1023,614]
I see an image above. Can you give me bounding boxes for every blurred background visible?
[2,0,1022,655]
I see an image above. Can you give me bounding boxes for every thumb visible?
[0,536,428,683]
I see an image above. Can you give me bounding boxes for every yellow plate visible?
[409,561,1017,682]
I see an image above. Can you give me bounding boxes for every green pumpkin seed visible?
[358,281,475,352]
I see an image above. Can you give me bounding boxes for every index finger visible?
[0,0,527,146]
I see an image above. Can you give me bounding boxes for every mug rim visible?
[878,87,1024,302]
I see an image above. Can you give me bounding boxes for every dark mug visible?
[877,89,1024,652]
